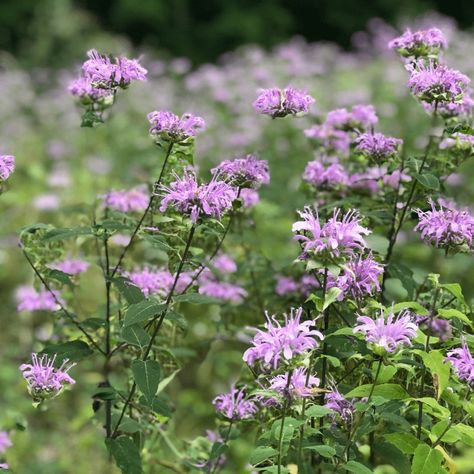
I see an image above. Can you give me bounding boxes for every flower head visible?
[158,171,237,223]
[331,254,383,300]
[293,207,370,261]
[414,199,474,252]
[199,280,247,304]
[407,61,470,105]
[82,49,147,88]
[243,307,323,369]
[326,105,378,130]
[211,155,270,188]
[0,155,15,182]
[49,259,89,275]
[417,316,452,342]
[355,132,403,162]
[103,187,149,213]
[147,110,205,142]
[212,386,257,420]
[68,77,113,103]
[240,188,260,208]
[20,353,76,401]
[304,125,351,156]
[213,254,237,274]
[253,87,315,118]
[324,387,354,422]
[354,310,418,354]
[389,28,447,58]
[446,338,474,385]
[303,159,349,189]
[15,286,61,312]
[268,367,320,400]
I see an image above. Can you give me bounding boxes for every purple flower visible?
[0,155,15,182]
[417,316,452,342]
[240,188,260,208]
[304,125,351,155]
[446,338,474,385]
[0,463,8,470]
[212,386,257,420]
[293,207,370,261]
[49,259,89,275]
[326,108,352,128]
[406,61,470,105]
[253,86,315,118]
[389,28,447,57]
[268,367,320,400]
[82,49,147,88]
[158,170,237,223]
[125,267,193,297]
[147,110,205,142]
[211,154,270,188]
[0,432,12,454]
[439,133,474,151]
[199,281,247,304]
[15,286,61,312]
[355,132,403,162]
[426,91,474,118]
[330,254,383,300]
[275,276,299,296]
[213,254,237,274]
[303,159,349,189]
[68,77,113,102]
[324,388,354,422]
[326,105,378,130]
[414,199,474,251]
[353,310,418,354]
[102,187,149,213]
[20,353,76,400]
[243,307,323,369]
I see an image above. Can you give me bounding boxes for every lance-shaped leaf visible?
[105,436,142,474]
[132,360,161,405]
[123,300,165,327]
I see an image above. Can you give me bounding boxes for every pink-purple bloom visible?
[102,187,149,213]
[125,267,194,297]
[414,199,474,252]
[389,28,447,57]
[293,207,370,261]
[406,61,470,105]
[268,367,320,400]
[82,49,147,88]
[158,170,237,223]
[324,388,354,422]
[275,275,319,297]
[147,111,205,142]
[355,132,403,161]
[439,133,474,151]
[326,104,378,130]
[240,188,260,208]
[20,353,76,400]
[243,307,323,369]
[199,280,247,304]
[253,86,315,118]
[49,259,89,275]
[446,338,474,385]
[212,386,257,420]
[15,286,61,312]
[0,433,12,454]
[68,76,113,102]
[303,159,349,189]
[353,310,418,354]
[0,155,15,182]
[211,154,270,188]
[304,124,351,156]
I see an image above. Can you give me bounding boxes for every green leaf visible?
[165,310,188,331]
[157,369,180,395]
[249,446,278,465]
[437,308,472,327]
[123,300,165,327]
[455,423,474,447]
[146,395,172,417]
[112,277,146,305]
[105,436,142,474]
[322,287,342,310]
[121,325,151,348]
[411,444,443,474]
[111,414,142,434]
[345,383,409,400]
[305,405,333,418]
[416,173,440,190]
[40,340,93,362]
[44,269,74,288]
[342,460,373,474]
[173,293,218,305]
[384,432,422,455]
[407,397,450,419]
[439,283,465,305]
[132,360,161,405]
[418,351,450,399]
[42,227,92,242]
[392,301,428,315]
[430,421,460,444]
[304,445,336,458]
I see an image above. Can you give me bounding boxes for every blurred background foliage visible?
[1,1,474,473]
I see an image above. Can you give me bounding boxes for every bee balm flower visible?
[0,155,15,182]
[446,338,474,386]
[212,386,257,420]
[253,86,315,118]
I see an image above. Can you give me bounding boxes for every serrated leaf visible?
[342,460,373,474]
[416,173,440,190]
[42,227,92,242]
[132,360,161,405]
[419,351,450,399]
[455,423,474,446]
[105,436,142,474]
[111,414,142,433]
[407,397,450,419]
[249,446,278,465]
[305,405,333,418]
[439,283,465,306]
[384,432,422,454]
[121,325,151,348]
[112,277,146,305]
[323,287,342,310]
[40,340,93,362]
[345,383,409,400]
[123,300,165,327]
[173,293,218,304]
[304,445,336,458]
[146,395,172,417]
[411,444,443,474]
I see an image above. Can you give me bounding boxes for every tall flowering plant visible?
[9,25,474,474]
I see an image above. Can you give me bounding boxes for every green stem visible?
[104,236,112,438]
[277,370,293,474]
